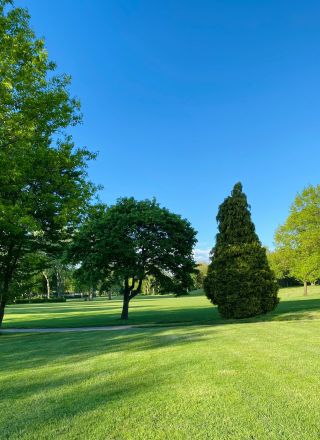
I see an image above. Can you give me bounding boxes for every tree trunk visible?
[121,278,131,319]
[0,240,23,327]
[121,297,130,319]
[43,272,50,299]
[303,281,308,296]
[56,269,64,297]
[108,291,112,300]
[120,277,143,319]
[56,269,60,297]
[0,297,5,327]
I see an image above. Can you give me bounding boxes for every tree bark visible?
[0,240,23,327]
[303,281,308,296]
[56,269,64,297]
[121,278,130,320]
[0,297,6,327]
[121,297,130,320]
[43,272,50,299]
[56,269,60,297]
[121,277,143,319]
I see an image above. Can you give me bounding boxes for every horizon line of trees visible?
[11,265,208,302]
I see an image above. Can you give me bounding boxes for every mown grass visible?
[3,285,320,328]
[2,317,320,439]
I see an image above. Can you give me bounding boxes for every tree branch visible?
[129,276,136,290]
[129,278,143,300]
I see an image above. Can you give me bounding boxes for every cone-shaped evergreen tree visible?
[204,183,279,318]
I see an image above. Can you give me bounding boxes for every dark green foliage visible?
[204,183,279,318]
[69,198,197,319]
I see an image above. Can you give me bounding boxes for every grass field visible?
[3,285,320,329]
[2,286,320,439]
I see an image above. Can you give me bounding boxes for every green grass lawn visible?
[2,286,320,439]
[3,285,320,328]
[2,318,320,439]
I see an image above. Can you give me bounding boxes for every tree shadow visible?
[2,297,320,438]
[252,297,320,323]
[0,327,207,438]
[3,295,320,329]
[1,327,206,373]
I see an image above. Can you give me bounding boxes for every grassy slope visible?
[3,285,320,329]
[2,318,320,439]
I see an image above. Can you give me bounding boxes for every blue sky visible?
[16,0,320,260]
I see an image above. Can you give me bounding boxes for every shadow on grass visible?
[3,296,320,329]
[1,367,167,438]
[0,327,206,436]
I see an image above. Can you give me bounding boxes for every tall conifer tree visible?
[204,183,279,318]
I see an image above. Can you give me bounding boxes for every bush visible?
[14,297,66,304]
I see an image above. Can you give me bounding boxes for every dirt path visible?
[0,325,134,334]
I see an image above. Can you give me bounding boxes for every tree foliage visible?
[275,185,320,294]
[69,198,197,319]
[192,263,208,290]
[267,249,291,281]
[0,0,96,324]
[204,183,279,318]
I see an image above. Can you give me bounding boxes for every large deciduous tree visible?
[275,185,320,295]
[0,0,96,325]
[69,198,197,319]
[204,183,279,318]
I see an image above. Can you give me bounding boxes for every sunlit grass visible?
[2,286,320,439]
[2,317,320,439]
[3,285,320,328]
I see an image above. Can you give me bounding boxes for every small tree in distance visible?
[204,183,279,319]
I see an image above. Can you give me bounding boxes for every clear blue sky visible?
[16,0,320,260]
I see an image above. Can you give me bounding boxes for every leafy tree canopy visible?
[275,185,320,294]
[0,0,96,324]
[69,198,197,319]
